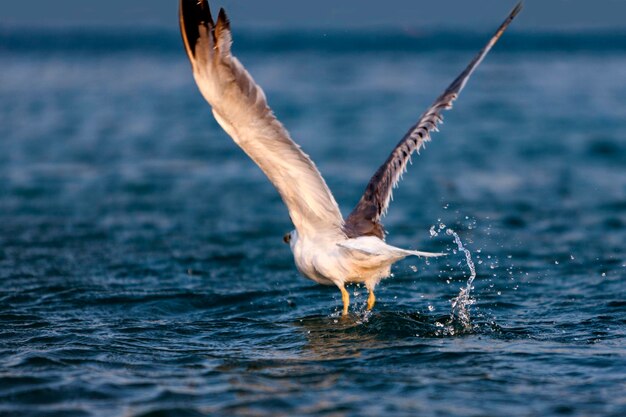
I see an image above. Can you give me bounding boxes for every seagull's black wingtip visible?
[180,0,216,59]
[199,0,215,27]
[509,2,524,22]
[180,0,214,28]
[217,7,231,30]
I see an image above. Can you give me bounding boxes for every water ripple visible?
[1,29,625,417]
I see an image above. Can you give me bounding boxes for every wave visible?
[2,28,626,55]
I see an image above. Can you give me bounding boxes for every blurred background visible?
[1,2,625,417]
[3,0,626,30]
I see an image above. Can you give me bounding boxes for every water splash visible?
[446,229,476,329]
[429,223,478,333]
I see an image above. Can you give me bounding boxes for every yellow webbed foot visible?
[340,286,350,316]
[367,290,376,311]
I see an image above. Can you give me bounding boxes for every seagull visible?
[179,0,522,315]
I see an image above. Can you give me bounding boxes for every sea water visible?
[1,28,625,417]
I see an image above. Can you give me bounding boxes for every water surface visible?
[1,29,625,417]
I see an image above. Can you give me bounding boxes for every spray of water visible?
[429,222,478,333]
[446,228,476,329]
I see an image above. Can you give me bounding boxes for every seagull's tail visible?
[338,237,445,262]
[404,249,447,258]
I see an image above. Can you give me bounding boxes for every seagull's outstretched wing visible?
[180,0,344,237]
[344,2,522,240]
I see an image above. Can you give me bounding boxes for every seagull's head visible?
[283,230,298,250]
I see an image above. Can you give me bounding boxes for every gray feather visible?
[344,2,522,239]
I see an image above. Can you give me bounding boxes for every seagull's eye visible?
[283,233,291,244]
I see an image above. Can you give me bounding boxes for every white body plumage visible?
[288,229,439,291]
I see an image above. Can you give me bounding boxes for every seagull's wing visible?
[344,2,522,240]
[180,0,344,237]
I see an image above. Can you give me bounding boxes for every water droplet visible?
[446,229,477,329]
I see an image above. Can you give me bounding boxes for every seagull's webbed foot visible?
[367,290,376,311]
[340,286,350,316]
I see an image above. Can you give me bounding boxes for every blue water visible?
[1,28,625,417]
